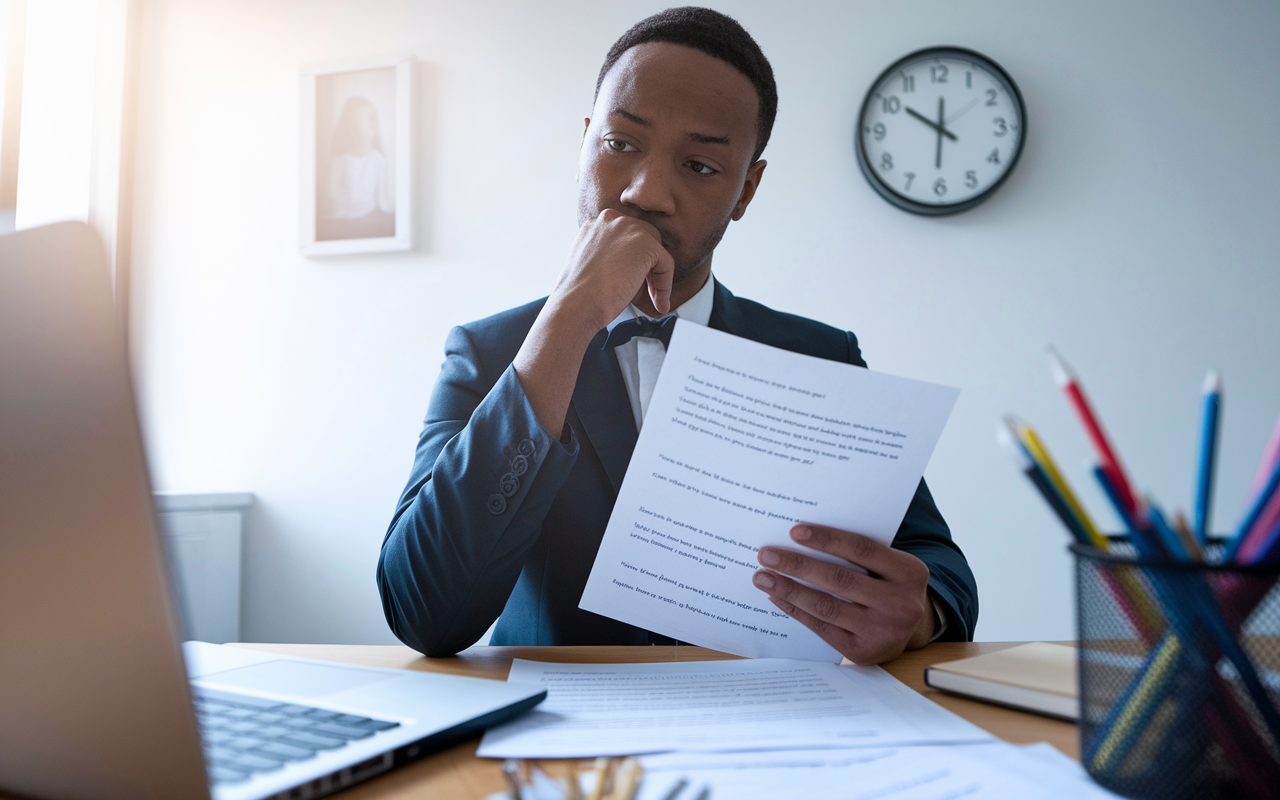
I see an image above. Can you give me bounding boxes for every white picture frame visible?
[300,55,412,256]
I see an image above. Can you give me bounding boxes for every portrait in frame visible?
[300,56,412,255]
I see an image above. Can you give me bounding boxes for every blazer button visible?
[517,438,535,457]
[499,473,520,497]
[509,454,528,476]
[486,494,506,515]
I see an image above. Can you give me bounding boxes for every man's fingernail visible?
[753,571,775,589]
[792,526,812,541]
[758,549,780,566]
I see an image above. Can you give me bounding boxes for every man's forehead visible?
[594,42,758,143]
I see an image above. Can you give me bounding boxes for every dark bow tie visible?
[602,314,679,350]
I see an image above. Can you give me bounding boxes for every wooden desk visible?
[224,641,1078,799]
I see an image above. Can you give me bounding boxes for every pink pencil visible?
[1246,414,1280,503]
[1049,348,1142,520]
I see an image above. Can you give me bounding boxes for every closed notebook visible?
[924,642,1078,721]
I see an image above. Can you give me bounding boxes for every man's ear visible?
[576,118,591,182]
[731,160,767,221]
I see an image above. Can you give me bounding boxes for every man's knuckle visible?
[812,594,842,621]
[828,564,858,593]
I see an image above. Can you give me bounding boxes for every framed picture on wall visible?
[300,55,412,255]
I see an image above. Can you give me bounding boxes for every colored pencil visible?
[1228,455,1280,563]
[997,422,1090,545]
[1145,500,1192,563]
[1193,371,1221,544]
[1009,416,1110,551]
[1093,465,1166,560]
[1245,413,1280,502]
[1049,348,1143,521]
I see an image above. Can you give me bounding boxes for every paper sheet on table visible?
[579,321,959,661]
[476,658,992,758]
[635,742,1123,800]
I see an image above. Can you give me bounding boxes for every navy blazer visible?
[378,281,978,656]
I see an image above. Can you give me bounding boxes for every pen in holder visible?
[1073,540,1280,800]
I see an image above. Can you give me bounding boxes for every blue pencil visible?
[1093,465,1166,560]
[1194,371,1221,545]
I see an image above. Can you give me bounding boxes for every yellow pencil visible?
[1012,417,1110,551]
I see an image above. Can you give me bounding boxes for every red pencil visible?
[1048,348,1143,520]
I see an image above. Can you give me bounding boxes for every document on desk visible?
[579,321,959,661]
[635,743,1124,800]
[475,658,992,758]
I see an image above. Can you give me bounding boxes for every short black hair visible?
[594,7,777,164]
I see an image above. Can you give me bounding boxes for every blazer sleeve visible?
[848,327,977,640]
[376,324,580,656]
[889,479,978,641]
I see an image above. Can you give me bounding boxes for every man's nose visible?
[619,158,676,216]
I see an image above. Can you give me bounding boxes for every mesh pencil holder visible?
[1072,541,1280,800]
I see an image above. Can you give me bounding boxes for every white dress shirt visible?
[605,272,716,433]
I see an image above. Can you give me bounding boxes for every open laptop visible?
[0,222,545,800]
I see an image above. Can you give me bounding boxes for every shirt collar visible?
[606,272,716,332]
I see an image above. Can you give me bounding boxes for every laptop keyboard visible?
[192,687,400,785]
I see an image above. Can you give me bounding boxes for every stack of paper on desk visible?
[477,659,991,758]
[479,659,1120,799]
[635,743,1120,800]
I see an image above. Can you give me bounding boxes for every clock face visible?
[856,47,1026,215]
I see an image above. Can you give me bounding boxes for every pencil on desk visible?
[1193,371,1221,545]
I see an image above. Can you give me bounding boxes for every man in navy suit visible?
[378,8,977,664]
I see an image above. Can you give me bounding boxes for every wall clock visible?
[855,47,1026,216]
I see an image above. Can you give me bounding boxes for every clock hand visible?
[945,96,980,125]
[905,106,958,140]
[935,97,944,169]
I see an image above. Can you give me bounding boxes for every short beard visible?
[577,191,734,293]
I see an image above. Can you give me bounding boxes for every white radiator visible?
[155,492,252,644]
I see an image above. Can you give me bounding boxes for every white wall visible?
[131,0,1280,644]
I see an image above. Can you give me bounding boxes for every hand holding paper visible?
[579,321,958,661]
[754,523,936,665]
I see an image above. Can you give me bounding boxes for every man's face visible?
[578,42,765,287]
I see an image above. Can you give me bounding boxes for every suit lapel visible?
[709,279,748,338]
[571,279,748,495]
[570,329,637,494]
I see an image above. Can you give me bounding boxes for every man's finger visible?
[753,568,870,626]
[790,524,921,580]
[646,250,674,314]
[756,547,877,605]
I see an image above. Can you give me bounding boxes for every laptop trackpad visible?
[198,660,397,698]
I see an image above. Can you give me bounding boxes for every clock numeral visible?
[965,170,978,189]
[930,64,948,83]
[933,178,947,196]
[881,95,901,114]
[880,153,893,171]
[872,122,886,141]
[993,117,1008,137]
[986,88,998,106]
[904,172,915,191]
[900,72,915,92]
[987,148,1001,164]
[966,71,972,88]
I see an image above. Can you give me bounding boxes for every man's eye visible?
[687,161,717,175]
[606,139,635,152]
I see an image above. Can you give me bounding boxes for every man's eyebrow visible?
[609,108,651,126]
[607,109,731,145]
[687,132,730,145]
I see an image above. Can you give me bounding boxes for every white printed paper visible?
[635,743,1122,800]
[476,658,991,758]
[579,321,959,660]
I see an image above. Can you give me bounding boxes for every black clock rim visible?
[854,45,1027,217]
